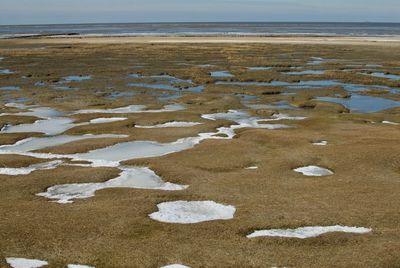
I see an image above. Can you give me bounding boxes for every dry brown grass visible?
[0,39,399,267]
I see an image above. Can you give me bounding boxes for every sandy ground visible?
[0,37,399,267]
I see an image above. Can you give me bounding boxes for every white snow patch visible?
[294,165,333,176]
[149,201,236,224]
[2,117,75,135]
[37,167,187,204]
[89,117,127,124]
[68,264,95,268]
[136,121,201,128]
[245,166,258,170]
[202,110,306,130]
[0,134,127,153]
[382,121,399,125]
[6,257,48,268]
[312,140,328,146]
[76,104,185,114]
[0,110,303,168]
[160,265,190,268]
[0,160,63,175]
[247,225,371,239]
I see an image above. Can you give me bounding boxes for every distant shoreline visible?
[1,22,400,40]
[3,33,400,40]
[2,35,400,46]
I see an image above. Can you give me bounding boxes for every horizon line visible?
[1,21,400,27]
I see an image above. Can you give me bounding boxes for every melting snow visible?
[68,265,95,268]
[135,121,202,128]
[161,265,190,268]
[0,134,127,153]
[76,104,185,114]
[202,110,305,130]
[37,167,187,203]
[149,201,236,224]
[5,257,48,268]
[382,121,399,125]
[245,166,258,170]
[1,117,75,135]
[0,160,62,176]
[247,225,371,239]
[312,140,328,146]
[294,166,334,176]
[89,117,127,124]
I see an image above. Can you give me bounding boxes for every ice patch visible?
[63,75,91,82]
[161,265,190,268]
[76,104,185,114]
[135,121,202,128]
[0,110,303,168]
[149,201,236,224]
[202,110,305,130]
[245,166,258,170]
[1,105,64,119]
[312,140,328,146]
[37,167,187,203]
[294,166,334,176]
[286,70,325,75]
[210,71,234,78]
[1,117,75,135]
[247,225,371,239]
[382,121,399,125]
[0,134,127,153]
[0,160,63,175]
[89,117,127,124]
[68,264,95,268]
[6,257,48,268]
[248,66,272,71]
[0,69,15,74]
[0,86,20,91]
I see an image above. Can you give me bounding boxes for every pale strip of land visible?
[2,36,400,46]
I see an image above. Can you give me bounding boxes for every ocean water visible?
[1,22,400,38]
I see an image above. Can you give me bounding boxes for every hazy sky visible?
[1,0,399,25]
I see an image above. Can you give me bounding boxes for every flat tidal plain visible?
[0,38,399,267]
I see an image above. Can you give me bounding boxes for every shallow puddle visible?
[0,134,127,153]
[105,91,137,99]
[128,82,204,93]
[248,67,272,71]
[361,72,400,81]
[0,86,20,91]
[316,94,400,113]
[245,101,296,110]
[217,80,399,95]
[0,69,15,74]
[63,75,92,82]
[2,117,75,135]
[285,70,325,75]
[0,109,304,168]
[210,71,234,78]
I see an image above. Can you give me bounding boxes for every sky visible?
[0,0,399,25]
